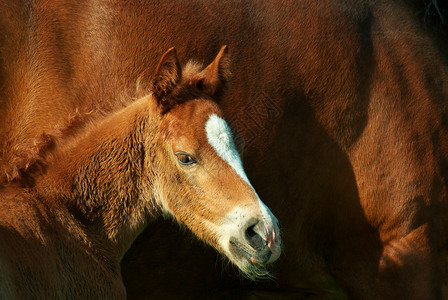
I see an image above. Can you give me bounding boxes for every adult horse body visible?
[1,0,447,299]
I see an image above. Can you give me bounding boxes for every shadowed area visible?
[1,0,448,298]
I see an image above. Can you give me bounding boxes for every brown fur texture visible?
[0,47,279,298]
[1,0,448,299]
[1,109,95,186]
[151,47,182,112]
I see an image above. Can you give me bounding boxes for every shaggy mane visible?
[0,77,158,188]
[1,109,97,187]
[182,60,204,82]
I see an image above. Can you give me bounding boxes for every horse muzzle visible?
[228,218,281,268]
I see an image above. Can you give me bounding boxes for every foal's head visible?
[148,47,281,276]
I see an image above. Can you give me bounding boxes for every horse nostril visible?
[245,224,257,238]
[245,224,267,251]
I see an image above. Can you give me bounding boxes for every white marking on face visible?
[205,114,250,184]
[205,114,279,239]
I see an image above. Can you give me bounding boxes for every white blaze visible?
[205,114,249,184]
[204,114,278,240]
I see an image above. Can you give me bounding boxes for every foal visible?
[0,47,281,299]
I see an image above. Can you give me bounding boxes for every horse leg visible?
[377,224,445,299]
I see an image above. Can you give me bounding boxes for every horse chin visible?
[232,255,273,280]
[226,238,277,280]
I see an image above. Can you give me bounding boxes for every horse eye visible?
[175,153,196,165]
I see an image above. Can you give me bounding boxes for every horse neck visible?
[35,96,159,258]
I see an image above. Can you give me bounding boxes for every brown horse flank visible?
[0,48,281,298]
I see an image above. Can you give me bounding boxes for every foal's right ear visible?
[151,48,182,110]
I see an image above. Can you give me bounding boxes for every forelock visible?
[182,60,204,82]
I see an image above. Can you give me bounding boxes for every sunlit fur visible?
[0,47,281,298]
[1,1,447,299]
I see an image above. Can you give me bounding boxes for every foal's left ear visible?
[192,45,231,98]
[151,47,182,109]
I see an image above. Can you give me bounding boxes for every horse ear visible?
[194,45,231,98]
[151,47,182,107]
